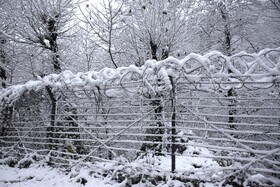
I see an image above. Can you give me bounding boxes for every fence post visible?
[169,76,176,172]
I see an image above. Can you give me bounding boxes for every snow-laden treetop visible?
[1,48,280,105]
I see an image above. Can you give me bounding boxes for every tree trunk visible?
[0,36,7,88]
[45,16,61,153]
[219,1,237,129]
[150,39,158,61]
[46,86,57,151]
[140,39,168,155]
[0,36,12,138]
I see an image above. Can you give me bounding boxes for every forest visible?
[0,0,280,186]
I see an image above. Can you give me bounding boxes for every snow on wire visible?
[0,47,279,105]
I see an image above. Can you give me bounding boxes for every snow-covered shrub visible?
[174,130,193,154]
[18,158,33,169]
[17,153,42,168]
[0,157,18,167]
[245,174,280,187]
[214,150,233,167]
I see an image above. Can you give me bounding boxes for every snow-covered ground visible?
[0,160,215,187]
[1,149,279,187]
[0,146,218,186]
[0,164,128,187]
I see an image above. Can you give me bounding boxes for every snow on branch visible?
[0,48,280,105]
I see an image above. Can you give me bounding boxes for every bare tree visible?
[79,0,124,68]
[0,0,78,76]
[188,0,280,54]
[0,0,82,153]
[120,0,190,65]
[187,0,280,129]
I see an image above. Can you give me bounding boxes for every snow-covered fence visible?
[0,48,279,184]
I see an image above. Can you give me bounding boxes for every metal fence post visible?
[169,76,176,172]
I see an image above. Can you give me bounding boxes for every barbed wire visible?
[0,47,279,105]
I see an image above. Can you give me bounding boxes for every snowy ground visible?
[2,162,279,187]
[0,164,118,187]
[1,147,279,187]
[0,159,218,187]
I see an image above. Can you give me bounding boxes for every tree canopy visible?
[0,0,279,87]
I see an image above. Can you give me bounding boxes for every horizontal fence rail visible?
[1,83,279,172]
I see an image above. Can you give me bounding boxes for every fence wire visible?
[0,49,280,182]
[0,81,279,177]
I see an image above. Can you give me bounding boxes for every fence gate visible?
[0,48,280,185]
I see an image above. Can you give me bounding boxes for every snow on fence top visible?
[0,48,280,105]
